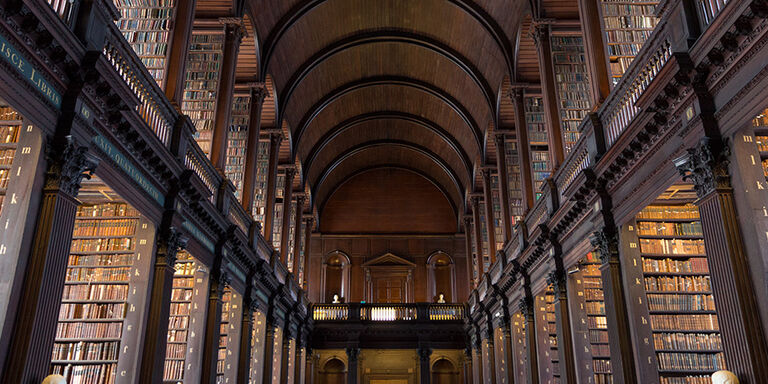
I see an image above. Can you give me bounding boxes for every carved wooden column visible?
[675,138,768,382]
[1,139,97,383]
[463,217,475,289]
[547,268,577,384]
[471,336,484,384]
[242,83,269,213]
[509,89,535,210]
[264,133,282,242]
[262,320,278,384]
[164,0,197,107]
[471,196,485,275]
[494,134,513,241]
[481,168,498,260]
[591,226,637,384]
[294,339,305,384]
[139,227,188,384]
[346,347,360,384]
[211,18,245,169]
[280,168,296,263]
[531,22,565,168]
[495,315,516,384]
[280,327,293,383]
[302,217,314,290]
[305,348,315,384]
[201,269,229,384]
[576,0,610,106]
[462,348,473,384]
[419,347,432,384]
[292,195,305,275]
[519,282,540,384]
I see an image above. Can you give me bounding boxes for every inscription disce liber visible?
[0,34,62,108]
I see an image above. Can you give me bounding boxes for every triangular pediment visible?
[362,252,416,267]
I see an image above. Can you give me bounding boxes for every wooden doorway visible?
[362,253,416,303]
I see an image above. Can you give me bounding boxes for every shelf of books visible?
[524,97,550,199]
[503,138,524,224]
[269,326,284,384]
[112,0,176,86]
[511,312,528,384]
[491,174,505,251]
[226,95,251,200]
[470,219,479,287]
[751,108,768,179]
[0,105,21,214]
[163,250,208,383]
[217,287,242,384]
[493,326,510,384]
[478,201,490,271]
[272,173,286,251]
[550,34,592,153]
[600,0,660,86]
[248,309,267,382]
[623,184,725,384]
[285,201,297,273]
[535,288,560,384]
[182,29,225,156]
[252,138,271,235]
[296,220,307,287]
[51,183,155,384]
[570,253,613,384]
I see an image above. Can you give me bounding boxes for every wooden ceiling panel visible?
[540,0,580,19]
[296,85,482,167]
[282,42,493,146]
[312,145,464,217]
[304,119,471,190]
[234,15,259,82]
[516,14,540,83]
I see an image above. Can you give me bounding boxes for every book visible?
[600,0,661,85]
[550,34,592,153]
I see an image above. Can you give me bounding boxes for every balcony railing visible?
[312,303,466,322]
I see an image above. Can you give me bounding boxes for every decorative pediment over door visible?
[363,253,416,303]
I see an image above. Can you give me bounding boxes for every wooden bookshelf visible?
[511,312,528,384]
[503,139,524,224]
[251,139,271,233]
[272,173,286,251]
[0,106,20,214]
[550,34,592,153]
[478,201,490,271]
[248,310,267,383]
[581,255,613,384]
[524,97,550,199]
[112,0,176,87]
[600,0,661,85]
[491,174,505,251]
[751,109,768,179]
[285,200,297,273]
[51,201,154,384]
[226,95,251,200]
[628,202,726,384]
[182,30,225,157]
[536,288,560,384]
[162,251,207,383]
[216,287,241,384]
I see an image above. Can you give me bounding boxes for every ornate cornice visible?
[45,137,98,196]
[590,229,618,264]
[159,227,189,266]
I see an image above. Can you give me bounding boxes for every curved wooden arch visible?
[314,140,465,206]
[259,0,515,81]
[276,30,497,126]
[317,165,461,222]
[302,111,473,181]
[292,76,484,160]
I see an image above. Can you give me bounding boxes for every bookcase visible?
[252,138,271,235]
[285,201,297,273]
[248,310,267,383]
[600,0,661,85]
[272,173,286,251]
[550,34,592,153]
[470,219,479,286]
[511,312,528,384]
[503,139,524,224]
[163,250,208,383]
[623,191,726,384]
[269,326,284,384]
[217,287,242,384]
[182,29,225,156]
[535,288,560,384]
[51,197,155,384]
[226,95,251,200]
[524,97,550,199]
[493,326,510,384]
[478,201,490,271]
[569,253,613,384]
[296,220,307,286]
[491,174,505,251]
[751,109,768,179]
[0,105,21,214]
[112,0,176,87]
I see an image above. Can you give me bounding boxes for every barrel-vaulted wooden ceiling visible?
[197,0,579,226]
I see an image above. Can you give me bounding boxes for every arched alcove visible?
[320,251,351,303]
[427,252,457,302]
[432,358,459,384]
[318,358,346,384]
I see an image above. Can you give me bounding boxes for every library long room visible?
[0,1,768,384]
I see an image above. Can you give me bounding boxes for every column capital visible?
[296,194,306,205]
[219,17,247,40]
[418,347,432,362]
[530,19,555,46]
[158,227,189,267]
[470,195,481,207]
[481,167,494,179]
[45,136,98,196]
[546,269,566,294]
[269,131,283,145]
[346,347,361,362]
[494,132,506,146]
[590,229,619,264]
[518,296,534,318]
[674,137,731,198]
[249,82,270,104]
[284,166,297,180]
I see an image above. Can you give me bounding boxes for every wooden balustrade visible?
[312,303,466,322]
